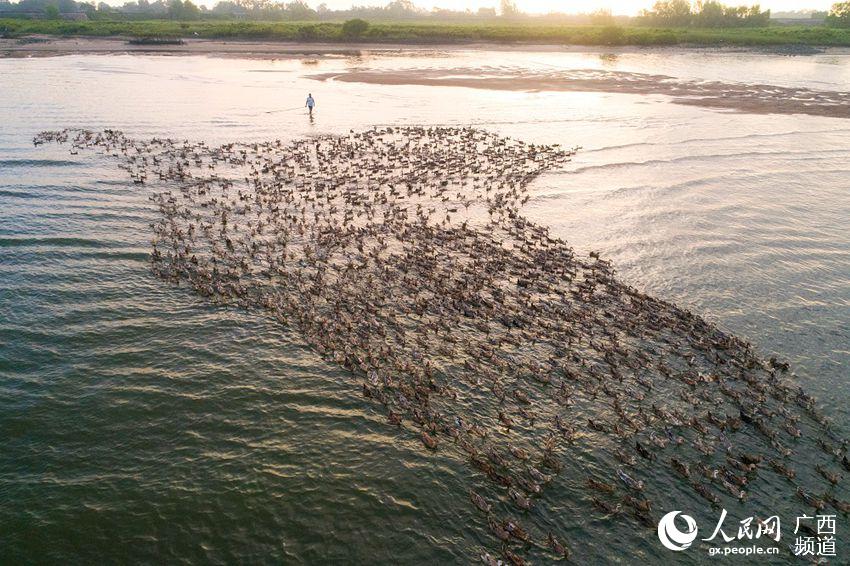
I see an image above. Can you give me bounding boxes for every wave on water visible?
[0,189,41,199]
[0,236,113,248]
[0,158,80,167]
[33,127,850,564]
[581,127,850,154]
[561,148,850,175]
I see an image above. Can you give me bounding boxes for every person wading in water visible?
[305,93,315,116]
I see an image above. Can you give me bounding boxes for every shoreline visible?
[2,35,848,59]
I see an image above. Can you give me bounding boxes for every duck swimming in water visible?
[508,488,533,510]
[470,490,491,513]
[797,487,826,511]
[591,497,621,516]
[769,459,796,480]
[815,464,840,485]
[617,468,644,491]
[488,518,510,542]
[693,482,720,506]
[547,532,570,559]
[635,441,655,461]
[586,478,616,494]
[421,431,438,450]
[504,520,530,542]
[671,458,690,478]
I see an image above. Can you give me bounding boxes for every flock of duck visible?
[36,127,848,564]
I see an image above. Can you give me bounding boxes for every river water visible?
[1,48,849,564]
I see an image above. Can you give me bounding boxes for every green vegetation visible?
[166,0,200,20]
[341,17,368,38]
[637,0,771,27]
[42,4,59,19]
[827,1,850,27]
[3,18,850,46]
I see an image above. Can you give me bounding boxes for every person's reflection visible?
[309,112,315,125]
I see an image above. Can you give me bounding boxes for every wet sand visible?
[2,35,842,59]
[312,67,850,119]
[0,36,653,58]
[0,36,375,58]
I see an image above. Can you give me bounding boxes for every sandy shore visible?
[311,67,850,119]
[1,36,377,58]
[0,36,601,58]
[3,35,845,59]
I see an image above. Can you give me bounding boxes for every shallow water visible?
[1,49,849,564]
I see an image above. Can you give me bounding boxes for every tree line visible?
[2,0,850,30]
[637,0,850,28]
[637,1,770,27]
[2,0,503,20]
[828,1,850,27]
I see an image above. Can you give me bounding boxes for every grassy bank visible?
[3,19,850,47]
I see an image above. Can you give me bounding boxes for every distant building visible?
[61,11,87,20]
